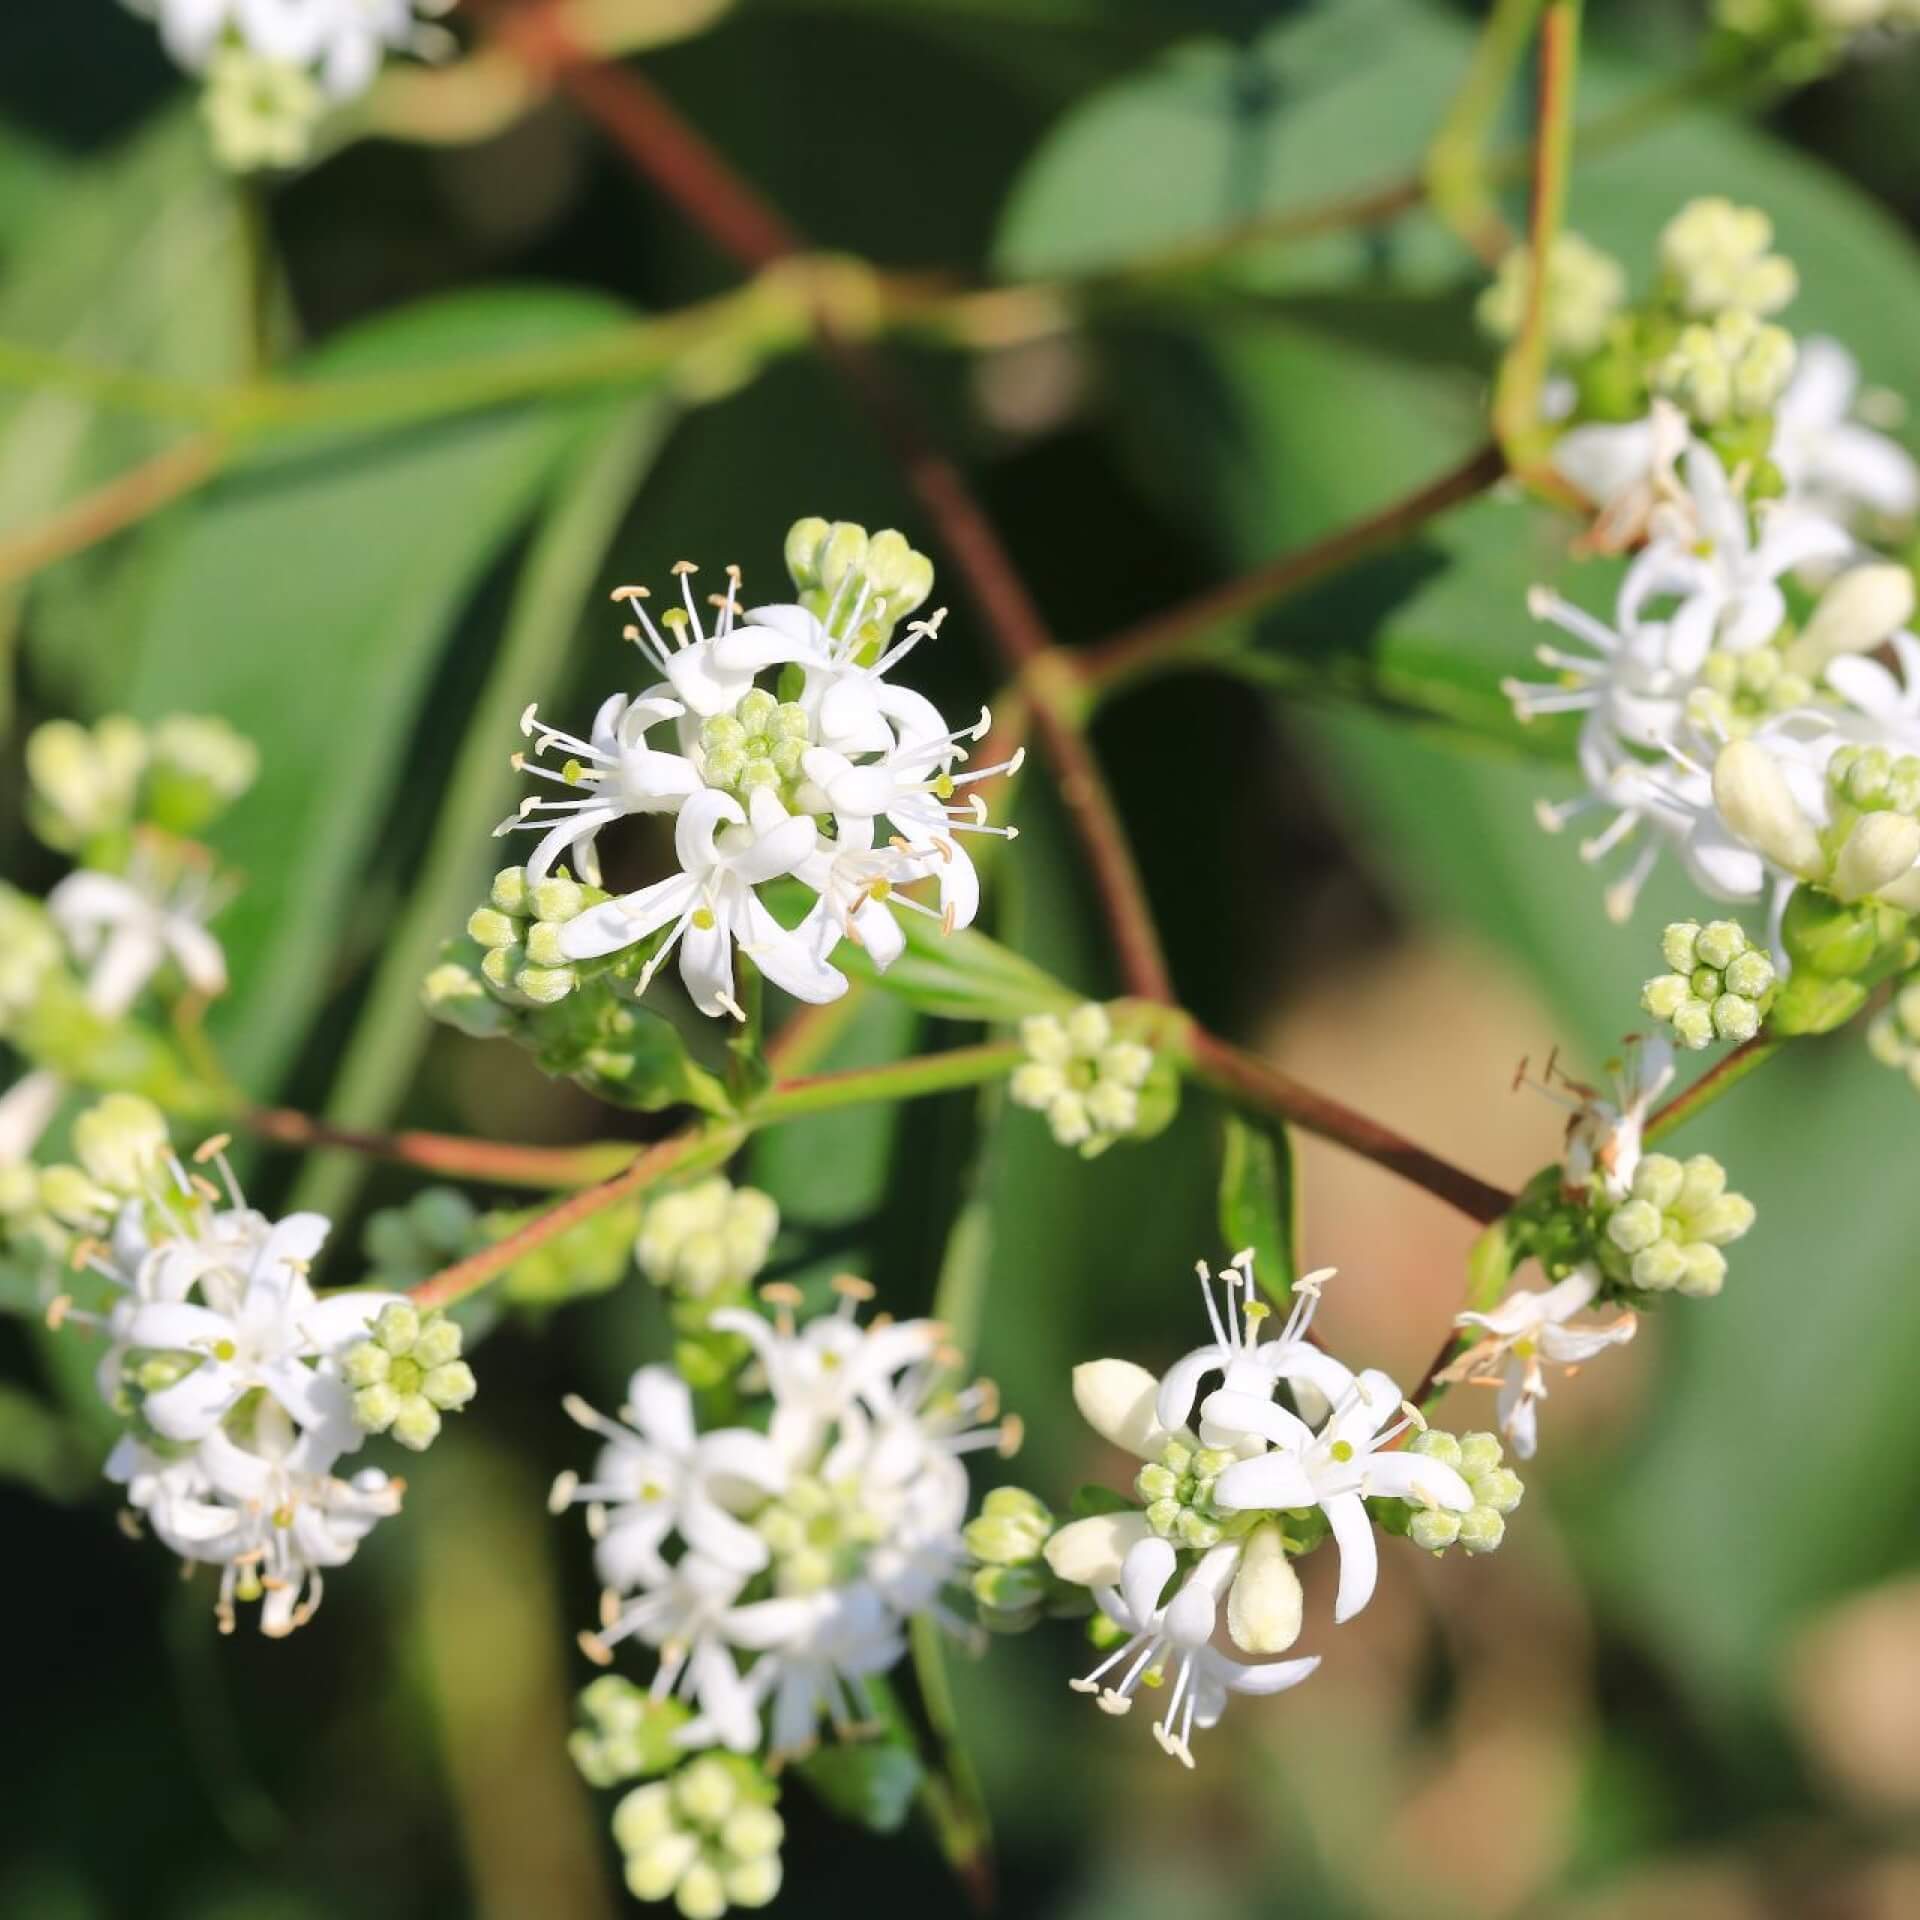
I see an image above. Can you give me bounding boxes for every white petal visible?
[1325,1491,1379,1624]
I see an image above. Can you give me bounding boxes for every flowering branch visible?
[1644,1034,1784,1144]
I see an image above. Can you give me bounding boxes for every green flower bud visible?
[422,961,511,1038]
[1661,921,1704,972]
[72,1093,169,1193]
[374,1301,420,1352]
[1696,920,1746,970]
[390,1399,443,1451]
[340,1341,392,1390]
[611,1781,678,1854]
[479,944,525,993]
[1409,1507,1462,1552]
[1675,1154,1726,1213]
[1712,993,1761,1043]
[524,921,569,968]
[625,1838,697,1905]
[1676,1243,1727,1298]
[412,1314,464,1369]
[352,1382,401,1433]
[675,1863,727,1920]
[145,713,258,832]
[1630,1241,1689,1292]
[722,1856,782,1908]
[674,1755,740,1827]
[1409,1428,1463,1470]
[971,1563,1049,1612]
[467,906,520,950]
[1458,1506,1507,1554]
[720,1803,783,1861]
[423,1359,476,1410]
[39,1163,107,1227]
[1672,999,1717,1051]
[1689,965,1723,1001]
[514,963,577,1005]
[1607,1198,1664,1254]
[489,867,530,915]
[1642,972,1693,1020]
[1689,1193,1756,1246]
[1723,948,1775,998]
[1632,1154,1686,1210]
[1456,1431,1505,1480]
[529,876,587,923]
[1471,1467,1525,1515]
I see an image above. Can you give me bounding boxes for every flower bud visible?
[1630,1241,1689,1291]
[1226,1522,1304,1655]
[1676,1243,1728,1297]
[1714,741,1823,878]
[1801,563,1914,664]
[1072,1359,1173,1460]
[723,1856,783,1908]
[514,963,577,1005]
[423,1360,477,1410]
[1662,921,1704,972]
[1410,1428,1464,1470]
[1409,1507,1462,1552]
[71,1094,169,1193]
[1043,1510,1151,1589]
[1458,1506,1507,1554]
[1471,1467,1525,1515]
[1832,810,1920,903]
[1642,973,1693,1020]
[625,1834,700,1903]
[390,1400,443,1451]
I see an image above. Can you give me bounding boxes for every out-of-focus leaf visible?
[796,1738,925,1834]
[123,287,640,1095]
[3,111,254,715]
[289,400,669,1220]
[0,1383,93,1501]
[833,913,1081,1022]
[1216,1107,1297,1301]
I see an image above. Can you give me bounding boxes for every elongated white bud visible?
[1832,810,1920,903]
[1072,1359,1179,1460]
[1801,564,1915,664]
[1042,1510,1155,1589]
[1226,1522,1304,1655]
[1713,740,1822,877]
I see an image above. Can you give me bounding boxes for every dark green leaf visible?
[1216,1107,1298,1301]
[795,1738,925,1834]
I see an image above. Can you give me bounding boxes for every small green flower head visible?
[0,886,63,1025]
[612,1753,782,1915]
[1477,230,1627,359]
[1010,1004,1158,1158]
[71,1094,170,1196]
[635,1177,780,1302]
[568,1676,691,1788]
[1398,1429,1520,1555]
[343,1303,475,1449]
[963,1486,1054,1568]
[1866,972,1920,1092]
[1601,1151,1754,1297]
[1644,918,1773,1049]
[26,715,146,855]
[1658,196,1797,319]
[145,713,260,835]
[421,954,513,1038]
[784,515,935,658]
[1653,310,1796,425]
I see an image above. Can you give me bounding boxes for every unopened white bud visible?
[1803,564,1915,663]
[1832,810,1920,902]
[1226,1521,1304,1655]
[1042,1509,1154,1589]
[1713,741,1823,877]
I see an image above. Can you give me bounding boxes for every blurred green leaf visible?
[796,1738,925,1834]
[0,1382,93,1501]
[834,912,1082,1022]
[123,286,641,1095]
[289,399,669,1219]
[1216,1107,1297,1301]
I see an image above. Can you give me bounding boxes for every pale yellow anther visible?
[831,1274,876,1301]
[547,1470,578,1515]
[577,1630,614,1667]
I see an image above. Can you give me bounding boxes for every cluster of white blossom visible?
[124,0,455,168]
[496,522,1018,1023]
[1495,200,1920,1003]
[54,1133,431,1635]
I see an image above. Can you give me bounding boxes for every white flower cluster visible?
[1008,1002,1154,1156]
[1041,1257,1492,1767]
[56,1139,414,1636]
[1500,204,1920,934]
[497,525,1018,1023]
[125,0,456,169]
[553,1279,1018,1766]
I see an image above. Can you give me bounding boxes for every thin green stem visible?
[1424,0,1543,265]
[1645,1034,1784,1144]
[1492,0,1582,484]
[752,1042,1022,1125]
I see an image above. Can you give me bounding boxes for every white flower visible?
[1773,336,1920,530]
[1007,1004,1154,1156]
[622,569,819,725]
[116,1206,397,1447]
[1208,1375,1475,1625]
[48,860,227,1016]
[1446,1264,1637,1459]
[497,694,700,888]
[1555,1035,1676,1202]
[555,1369,787,1588]
[126,0,455,100]
[558,788,845,1018]
[121,1408,401,1635]
[1634,442,1851,661]
[1069,1536,1319,1768]
[201,46,325,171]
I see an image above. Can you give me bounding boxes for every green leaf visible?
[832,911,1081,1023]
[287,398,670,1219]
[795,1738,925,1834]
[122,286,643,1096]
[1215,1108,1298,1302]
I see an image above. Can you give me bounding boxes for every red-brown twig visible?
[245,1106,630,1189]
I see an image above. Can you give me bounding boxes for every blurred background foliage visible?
[3,1,1920,1916]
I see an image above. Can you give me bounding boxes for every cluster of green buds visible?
[635,1178,779,1303]
[963,1487,1090,1632]
[783,516,934,659]
[1134,1436,1256,1552]
[11,1093,173,1261]
[1484,199,1804,485]
[0,887,65,1031]
[1685,643,1815,739]
[488,1193,644,1308]
[462,866,609,1011]
[1371,1430,1522,1555]
[1642,918,1777,1049]
[25,712,256,858]
[569,1675,692,1789]
[426,867,728,1113]
[340,1302,476,1451]
[696,691,812,809]
[612,1754,784,1916]
[1476,232,1627,359]
[1652,307,1796,428]
[362,1188,483,1290]
[1599,1152,1756,1298]
[1866,973,1920,1091]
[1008,1002,1167,1157]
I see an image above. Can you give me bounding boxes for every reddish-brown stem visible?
[470,0,1174,1003]
[245,1106,628,1190]
[1644,1033,1782,1143]
[411,1125,735,1307]
[0,434,225,590]
[1186,1025,1514,1225]
[1082,442,1507,693]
